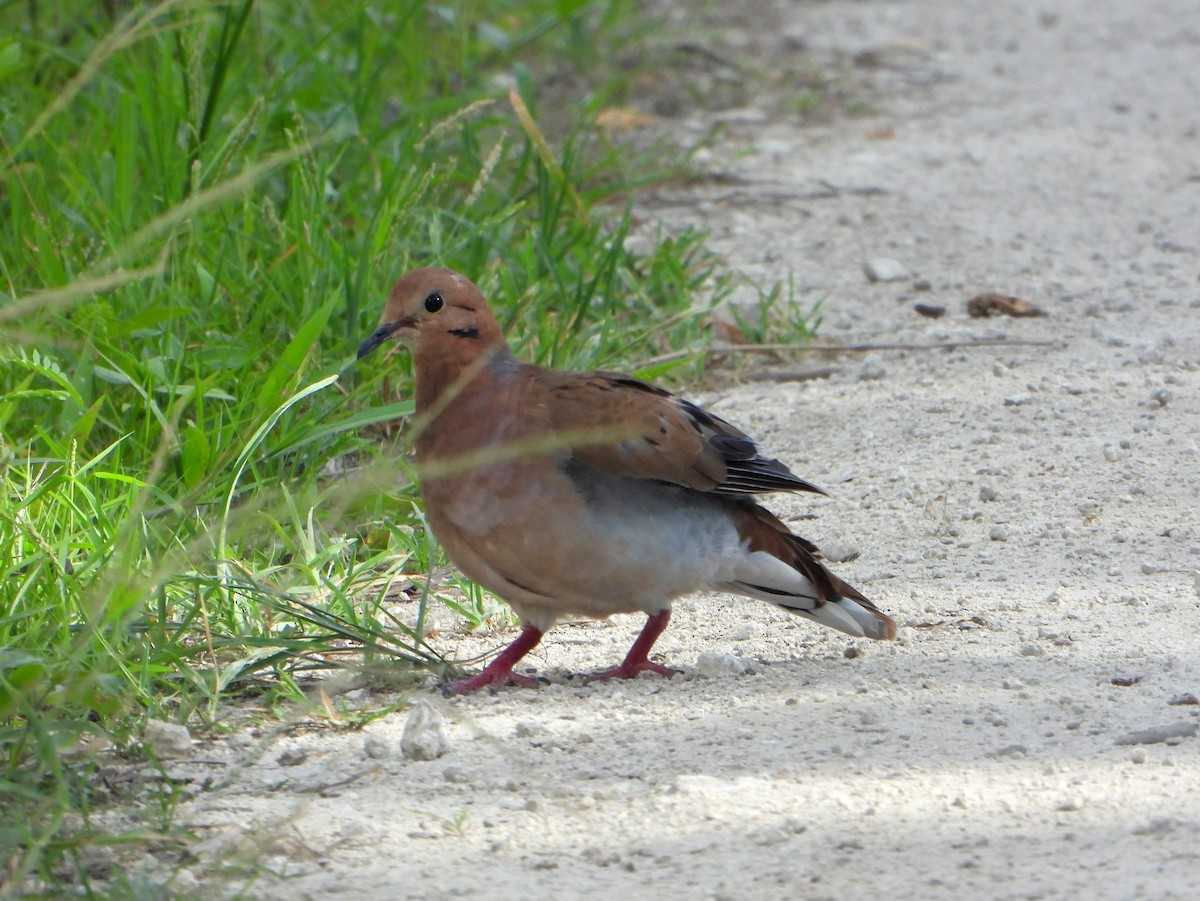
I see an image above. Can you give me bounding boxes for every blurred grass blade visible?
[217,375,340,562]
[255,295,339,416]
[7,0,194,163]
[271,399,416,458]
[508,85,587,222]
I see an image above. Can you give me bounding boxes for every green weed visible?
[729,272,823,347]
[0,0,759,893]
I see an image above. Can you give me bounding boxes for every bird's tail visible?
[727,505,897,641]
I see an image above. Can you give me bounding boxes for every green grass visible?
[0,0,818,894]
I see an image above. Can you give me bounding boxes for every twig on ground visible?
[639,337,1062,370]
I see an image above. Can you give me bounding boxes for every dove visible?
[358,267,896,693]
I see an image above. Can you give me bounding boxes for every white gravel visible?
[144,0,1200,897]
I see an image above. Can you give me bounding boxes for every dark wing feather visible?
[532,369,825,497]
[674,398,826,496]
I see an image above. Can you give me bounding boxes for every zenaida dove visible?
[358,267,896,694]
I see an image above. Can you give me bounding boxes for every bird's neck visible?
[413,339,517,415]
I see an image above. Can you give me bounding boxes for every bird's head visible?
[356,267,502,362]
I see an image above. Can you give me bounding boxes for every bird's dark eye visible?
[424,293,444,313]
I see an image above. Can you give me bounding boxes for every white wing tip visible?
[781,595,897,640]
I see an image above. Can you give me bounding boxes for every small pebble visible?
[979,486,998,502]
[142,719,193,759]
[822,537,861,563]
[1133,818,1181,836]
[173,869,200,894]
[1167,693,1198,706]
[227,732,254,750]
[989,744,1027,757]
[1019,644,1044,657]
[1114,722,1198,746]
[277,749,307,767]
[855,360,888,382]
[843,645,861,659]
[401,700,450,761]
[695,652,747,678]
[864,257,908,282]
[1004,394,1034,406]
[364,736,392,759]
[1150,387,1171,407]
[1056,796,1085,812]
[781,816,809,834]
[989,525,1009,541]
[623,234,653,257]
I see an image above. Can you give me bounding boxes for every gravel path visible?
[152,1,1199,897]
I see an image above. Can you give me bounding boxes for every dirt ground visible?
[148,0,1199,897]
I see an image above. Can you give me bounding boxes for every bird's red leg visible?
[589,609,677,682]
[445,625,545,694]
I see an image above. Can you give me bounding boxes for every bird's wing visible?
[527,368,825,496]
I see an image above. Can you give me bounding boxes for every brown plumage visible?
[358,267,896,693]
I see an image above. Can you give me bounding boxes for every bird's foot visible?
[444,668,542,695]
[585,659,677,683]
[443,624,546,695]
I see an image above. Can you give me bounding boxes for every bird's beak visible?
[357,318,411,360]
